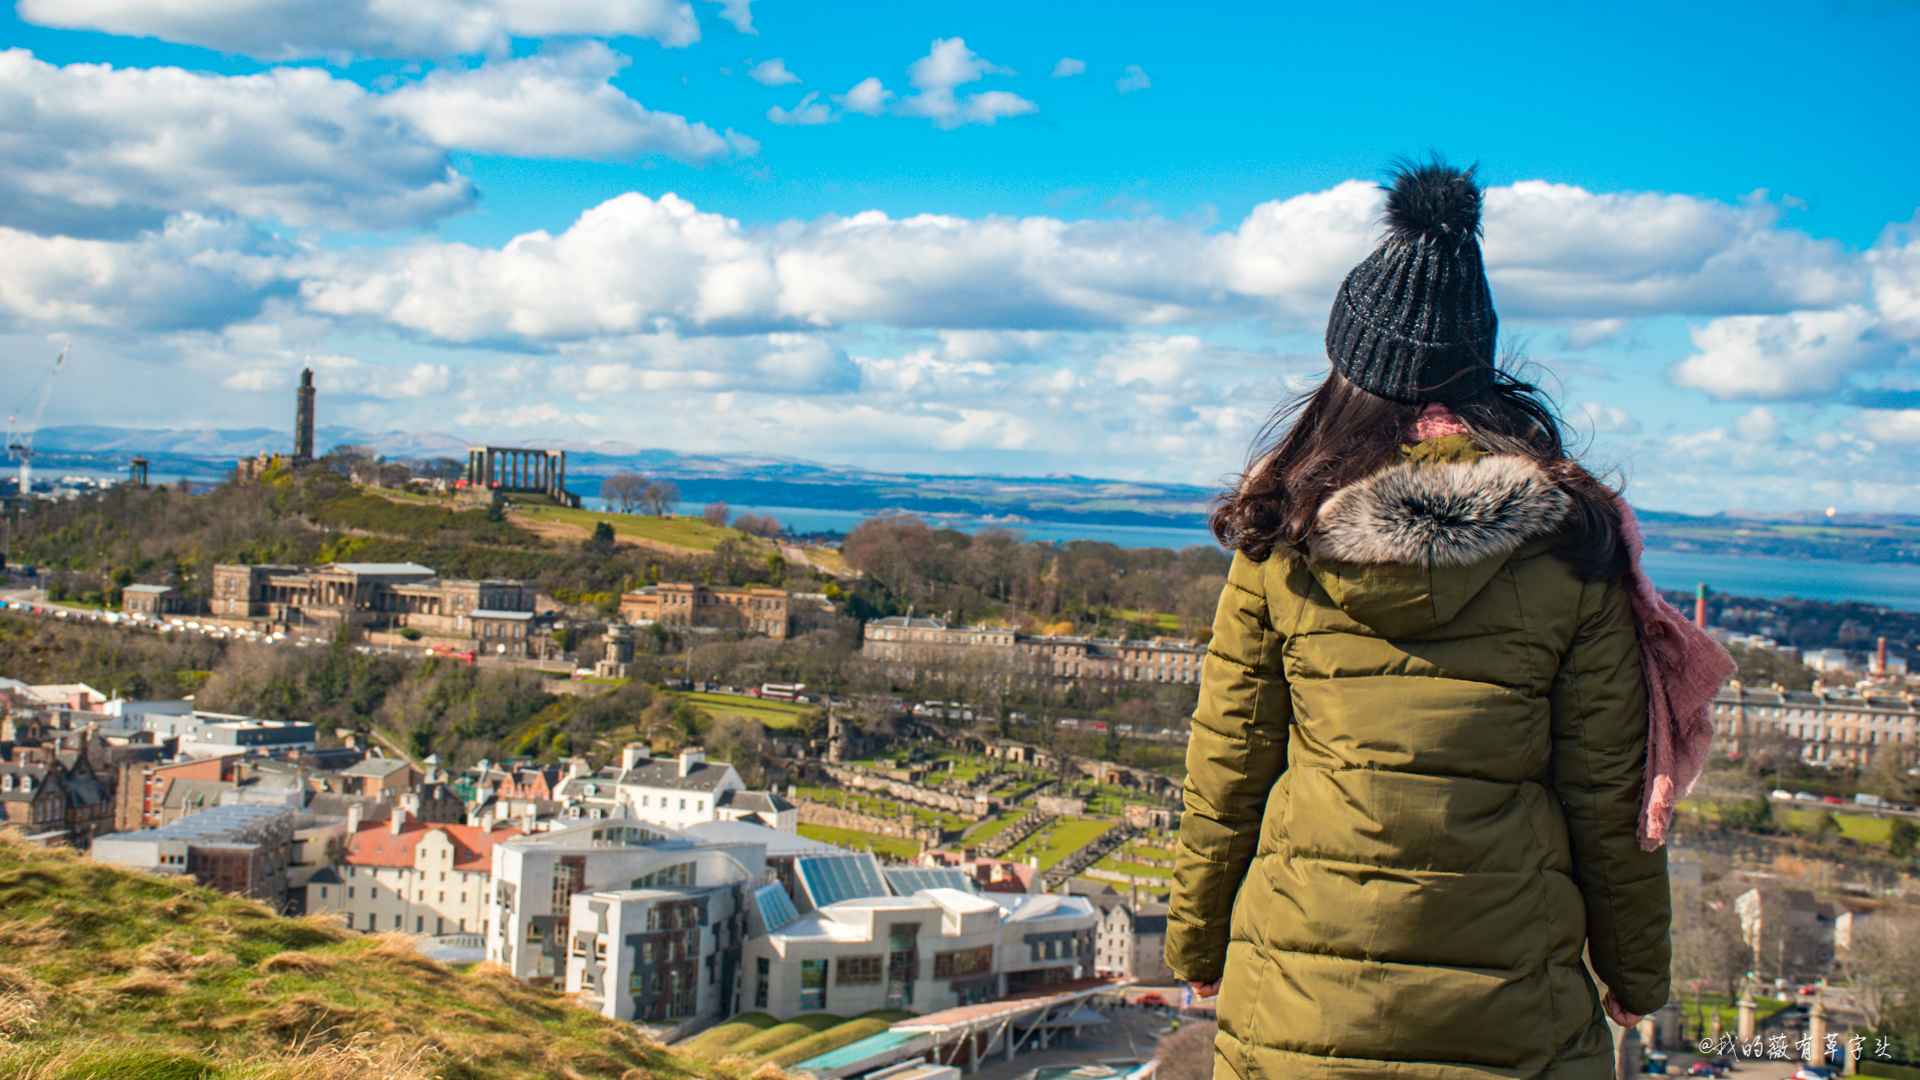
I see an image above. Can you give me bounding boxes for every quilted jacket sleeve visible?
[1164,552,1292,984]
[1548,576,1671,1016]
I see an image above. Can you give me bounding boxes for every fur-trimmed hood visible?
[1304,437,1572,637]
[1310,450,1571,569]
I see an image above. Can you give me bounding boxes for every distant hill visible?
[29,424,1920,559]
[0,835,737,1080]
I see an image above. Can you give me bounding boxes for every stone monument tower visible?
[292,368,316,466]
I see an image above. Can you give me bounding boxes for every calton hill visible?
[11,453,1920,1074]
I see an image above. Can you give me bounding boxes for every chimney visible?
[678,747,705,777]
[399,791,422,819]
[390,807,406,836]
[1877,637,1890,677]
[568,757,590,779]
[621,743,651,771]
[347,803,363,835]
[1695,583,1709,628]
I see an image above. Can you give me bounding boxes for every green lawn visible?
[1094,856,1174,880]
[797,825,922,860]
[680,691,816,732]
[1004,817,1115,871]
[1686,797,1900,846]
[964,814,1023,846]
[523,506,755,552]
[1779,806,1895,844]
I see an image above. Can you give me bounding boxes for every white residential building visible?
[306,811,521,937]
[741,856,1100,1020]
[548,745,798,833]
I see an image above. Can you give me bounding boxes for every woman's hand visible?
[1602,991,1642,1028]
[1189,981,1221,998]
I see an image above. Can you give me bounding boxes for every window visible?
[369,887,378,900]
[393,915,402,929]
[934,946,993,979]
[799,959,828,1011]
[755,957,770,1009]
[528,922,545,943]
[679,799,687,811]
[347,887,355,899]
[319,887,328,899]
[837,955,884,985]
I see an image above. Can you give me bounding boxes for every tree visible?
[585,521,616,555]
[320,443,377,478]
[598,473,647,514]
[1892,818,1920,859]
[702,502,731,528]
[1865,746,1917,804]
[642,481,680,517]
[1671,885,1753,1004]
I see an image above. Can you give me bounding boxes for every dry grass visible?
[0,834,750,1080]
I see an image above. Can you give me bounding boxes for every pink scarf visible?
[1406,404,1733,850]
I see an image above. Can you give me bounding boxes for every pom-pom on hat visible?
[1325,158,1498,404]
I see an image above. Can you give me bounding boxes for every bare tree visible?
[1672,884,1753,1004]
[735,512,782,539]
[642,480,681,517]
[702,501,731,528]
[321,443,377,478]
[1837,914,1920,1030]
[598,472,647,514]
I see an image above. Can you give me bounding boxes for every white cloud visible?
[836,77,893,116]
[895,38,1036,129]
[17,0,705,60]
[380,44,748,162]
[1051,58,1086,78]
[748,58,799,86]
[768,91,834,126]
[702,0,754,34]
[1114,64,1151,93]
[1577,401,1641,434]
[1561,318,1628,351]
[0,215,293,330]
[1732,405,1784,443]
[1868,221,1920,341]
[1485,182,1862,319]
[558,332,858,394]
[1859,409,1920,444]
[1668,306,1880,401]
[0,49,472,234]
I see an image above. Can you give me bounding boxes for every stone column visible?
[1737,993,1756,1042]
[1846,1029,1859,1075]
[1808,996,1828,1064]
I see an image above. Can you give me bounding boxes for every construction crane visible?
[7,343,68,499]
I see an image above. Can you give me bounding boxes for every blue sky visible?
[2,0,1918,511]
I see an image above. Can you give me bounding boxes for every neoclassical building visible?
[861,616,1206,688]
[206,562,539,650]
[1713,684,1920,766]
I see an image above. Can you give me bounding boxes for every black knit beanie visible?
[1325,159,1498,404]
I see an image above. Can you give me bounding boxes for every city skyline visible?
[1,0,1918,513]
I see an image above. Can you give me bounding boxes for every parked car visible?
[1685,1063,1719,1077]
[1792,1067,1837,1080]
[1136,992,1168,1009]
[1796,792,1819,801]
[1823,795,1846,805]
[1772,789,1794,800]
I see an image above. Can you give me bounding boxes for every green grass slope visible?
[0,838,748,1080]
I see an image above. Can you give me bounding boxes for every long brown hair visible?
[1210,367,1628,582]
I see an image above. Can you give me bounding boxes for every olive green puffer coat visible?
[1166,436,1670,1080]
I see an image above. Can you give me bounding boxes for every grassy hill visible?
[0,837,749,1080]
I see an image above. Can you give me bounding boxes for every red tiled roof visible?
[345,820,520,871]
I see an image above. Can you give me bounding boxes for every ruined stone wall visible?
[794,800,940,846]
